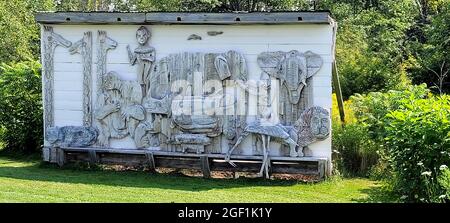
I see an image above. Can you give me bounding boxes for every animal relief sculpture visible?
[225,106,331,178]
[46,126,97,147]
[257,50,323,125]
[69,31,93,127]
[42,26,72,130]
[295,106,331,156]
[96,30,117,94]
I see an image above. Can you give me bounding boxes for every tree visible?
[0,0,54,62]
[408,2,450,94]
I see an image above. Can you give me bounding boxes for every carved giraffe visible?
[42,26,72,131]
[96,30,117,95]
[69,31,93,127]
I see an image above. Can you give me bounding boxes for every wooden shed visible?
[36,12,336,179]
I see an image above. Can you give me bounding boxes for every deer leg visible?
[288,140,299,157]
[258,135,266,177]
[265,136,271,179]
[225,131,249,165]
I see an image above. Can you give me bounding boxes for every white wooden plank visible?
[50,24,333,44]
[313,96,332,108]
[312,86,332,98]
[54,91,82,101]
[54,100,83,110]
[54,110,83,126]
[54,71,84,81]
[54,80,83,91]
[311,76,332,87]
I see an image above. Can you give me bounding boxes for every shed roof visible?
[35,11,334,25]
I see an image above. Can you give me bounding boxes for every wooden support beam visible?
[35,12,333,25]
[200,156,211,178]
[331,21,345,124]
[332,61,345,124]
[52,147,328,180]
[88,150,97,165]
[56,147,65,167]
[42,147,50,162]
[318,160,325,179]
[145,151,156,172]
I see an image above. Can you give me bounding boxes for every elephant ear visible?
[303,51,323,78]
[214,55,231,80]
[257,51,285,78]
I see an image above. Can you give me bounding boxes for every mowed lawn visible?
[0,156,394,203]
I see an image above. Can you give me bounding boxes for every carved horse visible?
[42,26,72,129]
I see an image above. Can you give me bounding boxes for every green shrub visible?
[332,123,379,176]
[438,167,450,201]
[350,84,430,142]
[331,94,379,176]
[0,61,42,153]
[333,84,433,179]
[384,95,450,202]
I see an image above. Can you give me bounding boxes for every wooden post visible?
[56,147,65,167]
[145,151,156,172]
[318,160,325,180]
[200,156,211,178]
[332,61,345,123]
[88,150,97,165]
[331,21,345,124]
[42,147,50,162]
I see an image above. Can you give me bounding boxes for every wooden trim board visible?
[43,147,328,180]
[35,12,333,25]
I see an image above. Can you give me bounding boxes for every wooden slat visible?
[35,12,332,25]
[59,147,327,162]
[156,157,202,169]
[145,12,332,25]
[210,160,264,172]
[99,154,146,165]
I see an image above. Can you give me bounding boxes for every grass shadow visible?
[0,156,301,192]
[352,182,398,203]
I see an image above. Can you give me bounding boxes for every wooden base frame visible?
[43,147,328,180]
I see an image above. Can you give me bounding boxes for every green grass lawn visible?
[0,155,395,203]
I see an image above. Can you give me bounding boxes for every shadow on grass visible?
[0,156,300,192]
[352,182,398,203]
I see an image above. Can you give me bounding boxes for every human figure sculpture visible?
[94,71,153,148]
[127,26,155,98]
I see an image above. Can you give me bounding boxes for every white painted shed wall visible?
[46,24,333,165]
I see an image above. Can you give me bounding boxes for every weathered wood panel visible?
[35,12,332,25]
